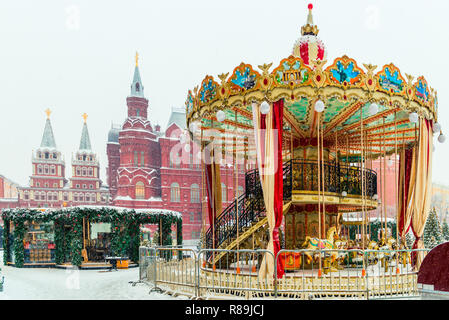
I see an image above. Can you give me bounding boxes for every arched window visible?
[134,151,138,166]
[50,166,55,174]
[38,165,43,174]
[221,183,227,202]
[44,165,49,174]
[76,167,81,176]
[74,193,79,202]
[85,194,90,202]
[136,82,140,92]
[79,193,84,202]
[82,167,87,176]
[136,109,140,117]
[140,151,144,167]
[135,181,145,199]
[170,183,180,202]
[190,184,200,203]
[88,168,93,176]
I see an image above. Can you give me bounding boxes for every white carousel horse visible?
[301,226,339,270]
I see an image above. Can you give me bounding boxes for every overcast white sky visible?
[0,0,448,187]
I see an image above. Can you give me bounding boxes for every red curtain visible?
[272,100,285,279]
[204,147,222,248]
[205,162,214,227]
[398,147,413,236]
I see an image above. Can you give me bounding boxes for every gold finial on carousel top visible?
[45,108,51,119]
[135,51,139,67]
[82,113,88,123]
[301,3,319,36]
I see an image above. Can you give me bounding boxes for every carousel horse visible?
[366,240,379,265]
[377,237,397,271]
[398,242,412,267]
[332,237,349,270]
[301,226,338,271]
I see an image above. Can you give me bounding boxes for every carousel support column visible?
[360,106,365,251]
[290,124,293,161]
[200,124,206,252]
[234,111,240,274]
[383,117,387,242]
[394,112,400,274]
[381,118,384,240]
[321,116,326,241]
[317,110,322,277]
[368,132,372,240]
[402,132,406,247]
[290,123,296,247]
[361,107,367,278]
[211,118,216,270]
[335,131,339,231]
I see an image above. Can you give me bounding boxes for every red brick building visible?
[370,157,399,220]
[106,58,245,244]
[0,174,19,209]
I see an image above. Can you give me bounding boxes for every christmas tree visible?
[442,220,449,242]
[405,231,414,248]
[423,208,443,249]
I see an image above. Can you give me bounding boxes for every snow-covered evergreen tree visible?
[405,231,414,248]
[442,220,449,242]
[423,209,443,249]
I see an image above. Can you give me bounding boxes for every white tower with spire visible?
[18,109,67,207]
[69,113,103,204]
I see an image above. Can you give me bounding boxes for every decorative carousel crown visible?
[301,3,319,36]
[293,3,327,67]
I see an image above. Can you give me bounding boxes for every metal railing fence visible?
[138,246,429,300]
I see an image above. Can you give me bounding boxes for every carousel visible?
[183,3,442,295]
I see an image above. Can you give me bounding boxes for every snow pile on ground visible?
[0,254,178,300]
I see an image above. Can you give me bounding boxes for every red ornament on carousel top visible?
[292,3,327,67]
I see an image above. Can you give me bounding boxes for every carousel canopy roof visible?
[184,5,438,161]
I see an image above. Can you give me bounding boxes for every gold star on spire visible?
[82,113,88,123]
[135,51,139,67]
[45,108,51,119]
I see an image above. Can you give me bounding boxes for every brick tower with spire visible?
[105,54,246,244]
[110,53,162,208]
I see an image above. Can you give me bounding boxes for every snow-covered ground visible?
[0,253,177,300]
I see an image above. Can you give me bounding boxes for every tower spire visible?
[40,110,57,149]
[79,114,92,151]
[130,52,144,97]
